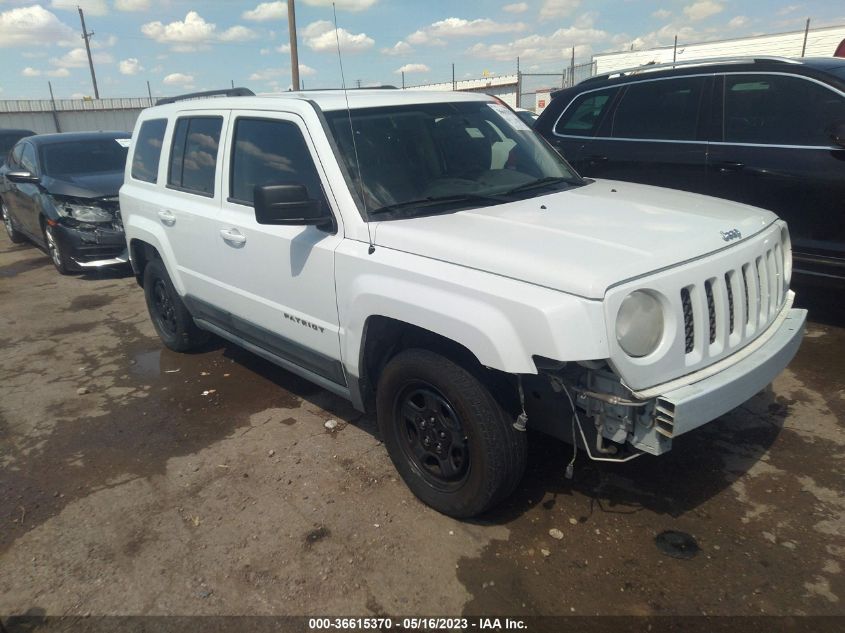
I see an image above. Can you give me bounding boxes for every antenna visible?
[333,3,374,255]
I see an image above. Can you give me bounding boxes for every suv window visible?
[168,116,223,196]
[20,143,37,174]
[610,76,707,141]
[554,88,617,135]
[723,73,845,146]
[132,119,167,183]
[230,117,327,210]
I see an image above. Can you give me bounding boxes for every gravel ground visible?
[1,235,844,622]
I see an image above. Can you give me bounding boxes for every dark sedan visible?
[0,131,129,274]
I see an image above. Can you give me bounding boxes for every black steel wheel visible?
[142,258,208,352]
[394,383,471,492]
[1,200,26,244]
[377,348,526,518]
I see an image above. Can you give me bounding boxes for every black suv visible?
[535,57,845,284]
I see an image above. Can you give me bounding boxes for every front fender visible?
[124,213,186,295]
[335,243,610,377]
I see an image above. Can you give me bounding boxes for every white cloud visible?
[119,57,144,75]
[728,15,749,28]
[22,67,42,77]
[115,0,151,11]
[47,68,70,77]
[219,25,258,42]
[503,2,528,13]
[242,2,286,22]
[777,4,802,16]
[276,43,291,53]
[0,5,75,48]
[163,72,194,86]
[683,1,723,21]
[51,0,108,16]
[142,11,255,51]
[468,25,608,63]
[248,63,316,81]
[407,17,526,46]
[539,0,580,19]
[381,40,412,56]
[303,20,374,53]
[302,0,377,11]
[652,8,671,19]
[395,63,429,74]
[51,47,113,68]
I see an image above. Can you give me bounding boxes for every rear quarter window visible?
[131,119,167,183]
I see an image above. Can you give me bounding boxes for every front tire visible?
[44,223,74,275]
[143,258,208,352]
[376,349,526,518]
[2,200,26,244]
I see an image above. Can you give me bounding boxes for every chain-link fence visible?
[517,61,597,112]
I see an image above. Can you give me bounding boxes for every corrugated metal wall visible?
[593,24,845,74]
[0,97,151,134]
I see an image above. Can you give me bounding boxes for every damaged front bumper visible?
[52,222,128,269]
[580,303,807,456]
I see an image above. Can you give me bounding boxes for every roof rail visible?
[156,87,255,106]
[583,56,802,84]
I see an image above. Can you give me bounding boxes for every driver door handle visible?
[219,228,246,246]
[157,210,176,226]
[714,161,745,173]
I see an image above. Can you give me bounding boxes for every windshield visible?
[40,139,128,177]
[325,101,582,220]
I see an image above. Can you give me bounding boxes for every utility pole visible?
[146,80,153,106]
[401,71,405,89]
[673,35,678,65]
[451,63,455,90]
[48,82,62,133]
[78,6,99,99]
[516,56,520,108]
[287,0,300,90]
[356,79,361,88]
[570,47,575,87]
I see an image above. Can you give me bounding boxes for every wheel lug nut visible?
[439,432,446,438]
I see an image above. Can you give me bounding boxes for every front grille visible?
[681,287,694,353]
[704,279,716,344]
[680,242,785,358]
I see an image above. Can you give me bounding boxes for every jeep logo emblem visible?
[720,229,742,242]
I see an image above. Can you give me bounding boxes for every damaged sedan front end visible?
[48,194,127,268]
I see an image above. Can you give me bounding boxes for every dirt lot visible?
[1,235,844,622]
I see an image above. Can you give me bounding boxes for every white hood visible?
[373,179,779,299]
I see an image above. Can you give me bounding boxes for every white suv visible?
[120,88,806,518]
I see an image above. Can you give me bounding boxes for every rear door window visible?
[610,76,707,141]
[554,88,617,136]
[131,119,167,183]
[168,116,223,196]
[722,73,845,146]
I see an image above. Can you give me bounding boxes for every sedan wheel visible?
[44,224,73,275]
[2,201,26,244]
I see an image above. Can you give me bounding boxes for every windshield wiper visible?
[368,192,506,217]
[503,176,576,196]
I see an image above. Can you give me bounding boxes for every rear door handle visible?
[157,210,176,226]
[714,161,745,173]
[219,228,246,247]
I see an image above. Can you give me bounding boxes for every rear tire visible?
[2,200,26,244]
[376,348,526,518]
[143,258,208,352]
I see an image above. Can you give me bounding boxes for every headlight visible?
[615,290,664,358]
[56,201,114,223]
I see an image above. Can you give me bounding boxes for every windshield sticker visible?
[465,127,484,139]
[114,138,131,148]
[487,103,531,132]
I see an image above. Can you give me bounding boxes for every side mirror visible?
[254,184,333,229]
[6,170,39,184]
[831,122,845,148]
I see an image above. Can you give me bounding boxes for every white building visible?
[593,23,845,74]
[406,75,518,108]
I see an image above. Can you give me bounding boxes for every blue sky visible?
[0,0,843,99]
